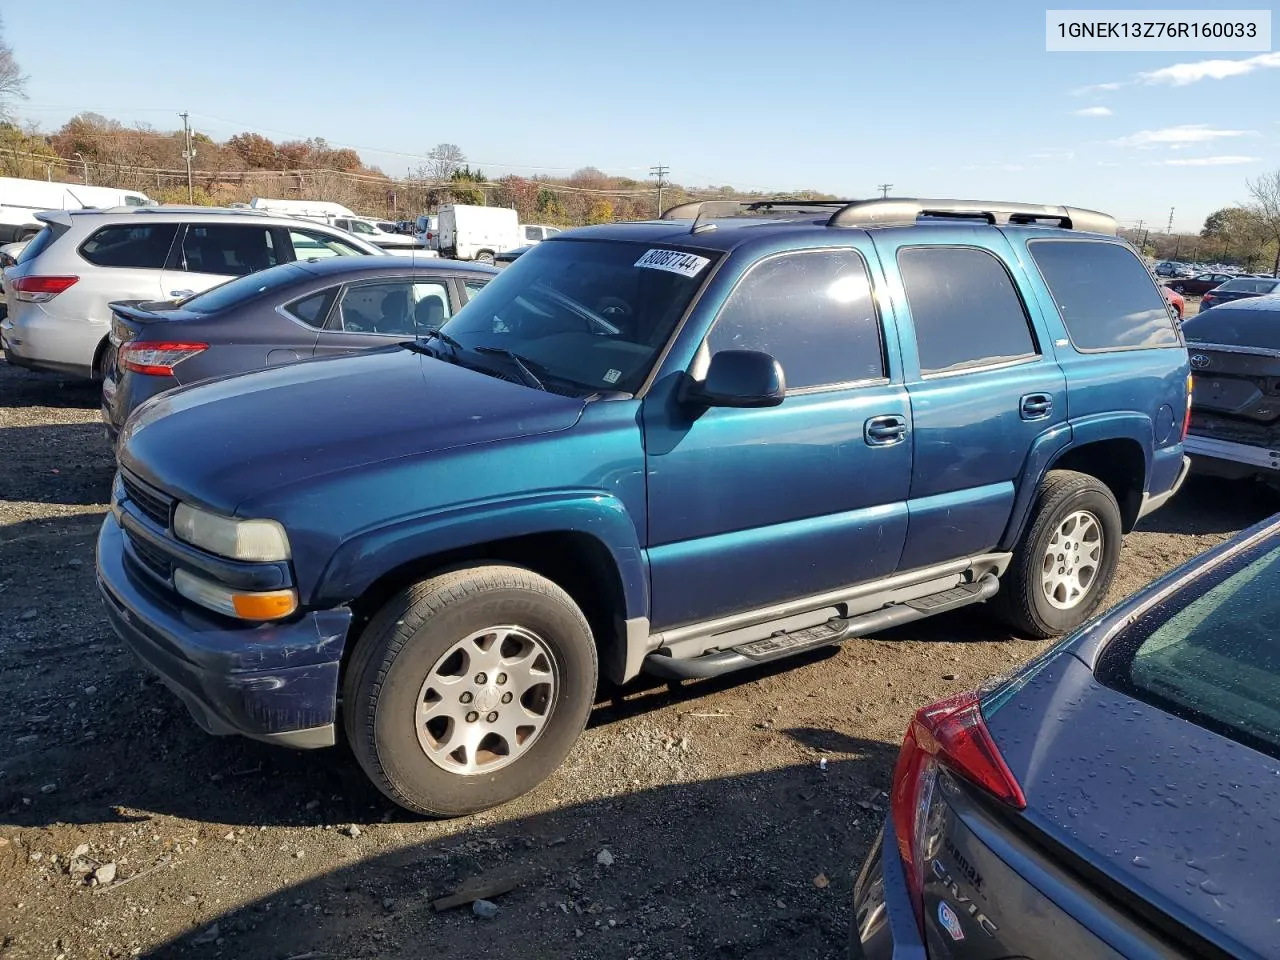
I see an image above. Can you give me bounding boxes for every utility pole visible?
[877,183,893,198]
[1167,206,1175,234]
[650,164,669,217]
[180,111,195,204]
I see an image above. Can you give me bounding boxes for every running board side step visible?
[642,574,1000,681]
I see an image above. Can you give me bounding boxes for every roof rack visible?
[661,198,1117,236]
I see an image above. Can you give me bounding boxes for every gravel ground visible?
[0,356,1272,960]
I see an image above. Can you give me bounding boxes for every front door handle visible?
[1020,393,1053,421]
[864,414,907,446]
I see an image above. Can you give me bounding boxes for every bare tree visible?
[1246,169,1280,277]
[425,143,464,182]
[0,17,27,123]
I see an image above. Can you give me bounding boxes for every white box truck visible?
[438,204,521,263]
[0,177,155,243]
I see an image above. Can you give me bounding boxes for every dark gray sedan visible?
[853,514,1280,960]
[101,256,496,442]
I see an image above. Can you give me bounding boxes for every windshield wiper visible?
[473,345,546,391]
[421,327,463,351]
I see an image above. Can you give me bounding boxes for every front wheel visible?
[1171,284,1186,294]
[995,470,1122,639]
[343,564,597,817]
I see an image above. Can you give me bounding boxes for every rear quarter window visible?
[1029,239,1179,350]
[79,223,178,269]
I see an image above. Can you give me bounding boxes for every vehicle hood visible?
[985,651,1280,960]
[118,348,587,513]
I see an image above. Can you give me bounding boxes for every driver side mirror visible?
[682,350,786,409]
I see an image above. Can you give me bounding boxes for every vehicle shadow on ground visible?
[0,365,101,409]
[0,422,115,506]
[136,737,892,960]
[1136,475,1276,536]
[2,644,851,832]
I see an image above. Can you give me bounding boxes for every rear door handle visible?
[864,414,907,446]
[1020,393,1053,421]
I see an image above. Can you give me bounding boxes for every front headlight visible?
[173,503,291,562]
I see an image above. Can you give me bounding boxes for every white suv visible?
[1,207,386,380]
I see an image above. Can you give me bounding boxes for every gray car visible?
[101,255,496,443]
[2,207,385,380]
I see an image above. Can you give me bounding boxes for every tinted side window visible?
[79,224,177,269]
[524,226,541,241]
[464,279,488,299]
[333,280,417,335]
[180,225,279,276]
[412,281,451,332]
[707,249,884,389]
[285,290,336,328]
[898,246,1037,374]
[1029,240,1179,350]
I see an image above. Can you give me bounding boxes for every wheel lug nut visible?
[465,711,479,723]
[501,692,513,704]
[496,673,507,685]
[486,712,499,723]
[475,672,487,684]
[460,692,473,704]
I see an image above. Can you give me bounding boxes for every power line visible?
[650,164,669,217]
[877,183,893,199]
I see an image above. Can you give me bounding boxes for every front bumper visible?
[96,513,351,748]
[851,823,926,960]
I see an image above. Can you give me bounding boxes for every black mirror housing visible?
[683,350,786,408]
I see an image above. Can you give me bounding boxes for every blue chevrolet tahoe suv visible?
[96,198,1191,816]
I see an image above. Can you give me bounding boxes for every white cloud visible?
[1072,81,1126,95]
[1073,106,1113,117]
[1156,155,1261,167]
[1140,51,1280,86]
[1112,124,1253,148]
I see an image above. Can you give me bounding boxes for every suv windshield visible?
[437,239,720,395]
[1098,536,1280,760]
[180,262,306,313]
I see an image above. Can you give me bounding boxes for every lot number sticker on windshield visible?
[635,249,710,278]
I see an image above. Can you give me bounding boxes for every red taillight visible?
[12,275,78,302]
[889,691,1024,933]
[119,341,207,377]
[1182,371,1194,441]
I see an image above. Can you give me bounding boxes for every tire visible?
[995,470,1123,639]
[343,564,597,817]
[475,250,495,265]
[1171,284,1186,295]
[17,228,38,242]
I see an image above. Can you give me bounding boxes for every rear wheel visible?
[995,470,1122,639]
[475,250,495,265]
[1171,283,1186,294]
[343,564,597,817]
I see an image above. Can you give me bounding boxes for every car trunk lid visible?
[980,651,1278,960]
[1184,302,1280,445]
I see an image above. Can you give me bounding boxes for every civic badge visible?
[938,901,965,941]
[1190,353,1210,370]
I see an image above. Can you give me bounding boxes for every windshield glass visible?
[437,239,720,395]
[180,262,306,313]
[1221,278,1280,294]
[1098,537,1280,760]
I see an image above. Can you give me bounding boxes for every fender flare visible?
[310,490,648,620]
[999,414,1154,551]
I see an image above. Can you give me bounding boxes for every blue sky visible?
[6,1,1277,232]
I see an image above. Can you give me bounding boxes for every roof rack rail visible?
[660,197,1116,236]
[823,198,1117,235]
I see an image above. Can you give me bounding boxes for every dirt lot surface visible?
[1,358,1273,960]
